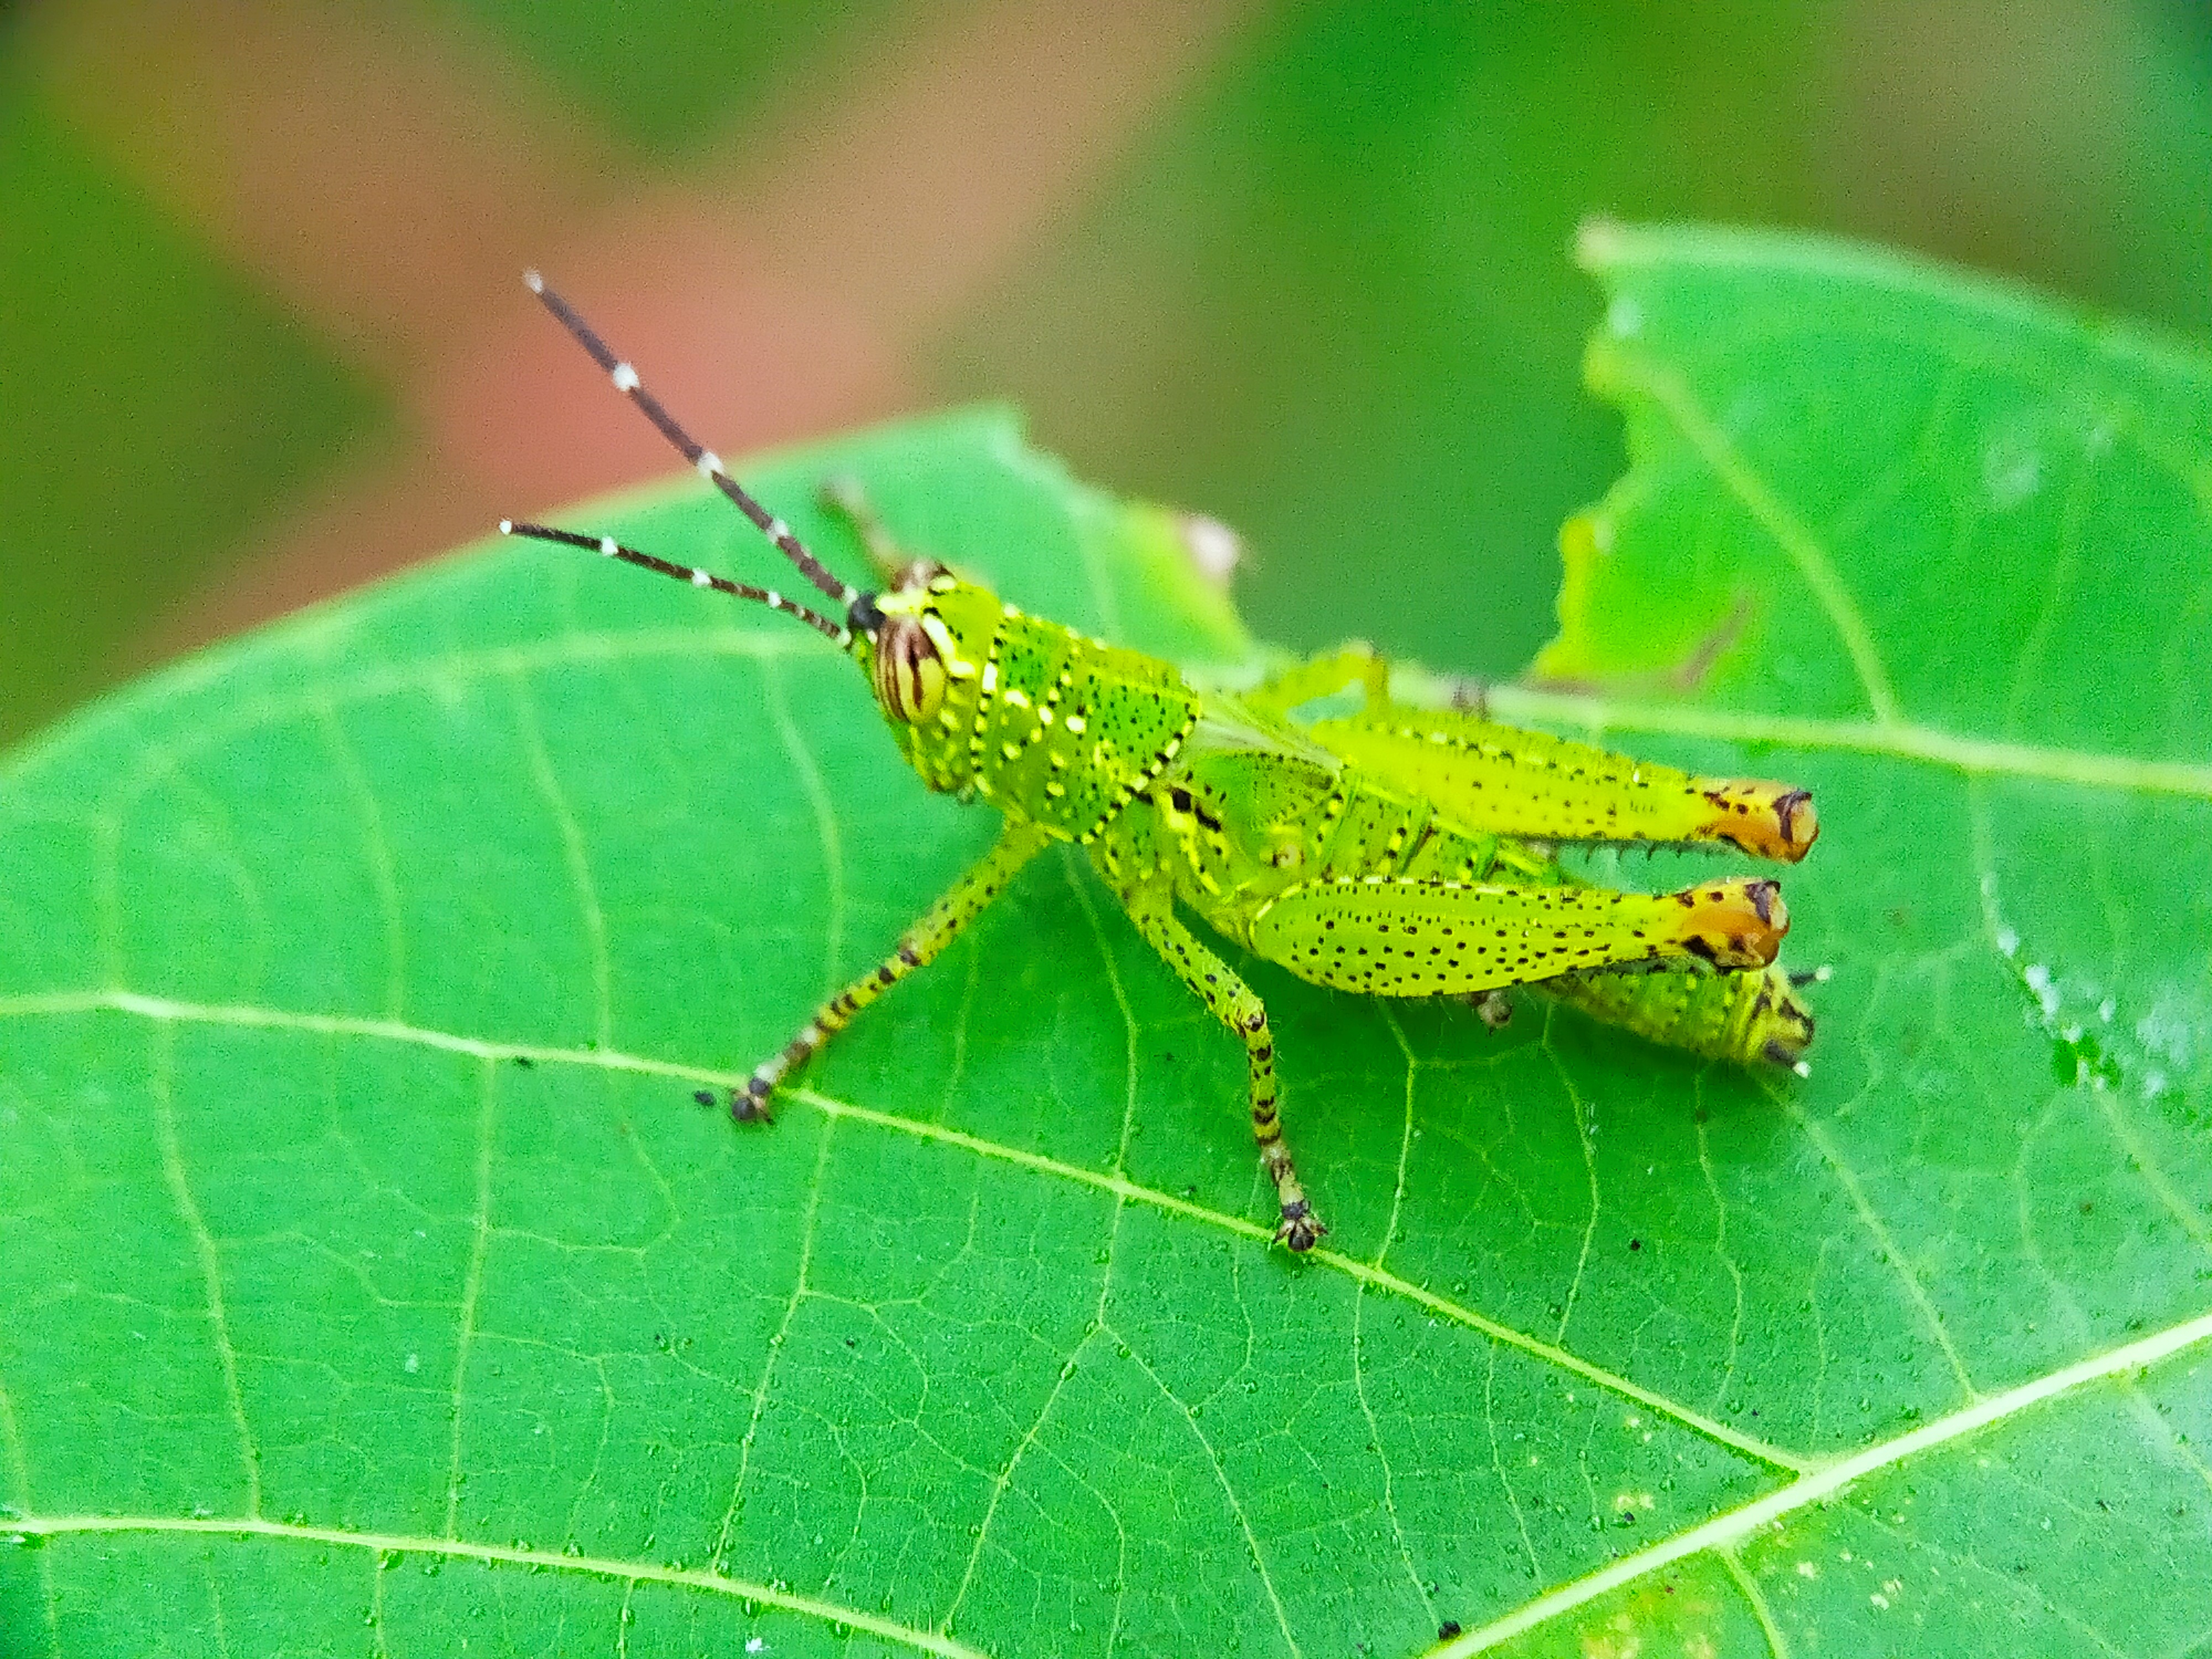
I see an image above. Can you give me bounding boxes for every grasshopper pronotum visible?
[502,275,1818,1251]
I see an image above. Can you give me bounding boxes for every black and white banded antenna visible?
[497,519,852,645]
[500,270,881,640]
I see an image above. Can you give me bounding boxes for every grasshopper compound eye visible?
[873,615,947,724]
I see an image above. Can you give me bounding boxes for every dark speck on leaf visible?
[1438,1621,1462,1640]
[511,1055,534,1069]
[692,1091,715,1108]
[1629,1238,1642,1251]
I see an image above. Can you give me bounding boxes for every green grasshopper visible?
[501,275,1819,1251]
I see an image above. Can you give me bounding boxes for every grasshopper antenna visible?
[499,519,852,647]
[521,270,862,612]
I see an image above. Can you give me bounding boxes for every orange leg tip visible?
[1671,877,1788,969]
[1699,780,1820,862]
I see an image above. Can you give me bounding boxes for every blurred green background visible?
[4,0,2210,748]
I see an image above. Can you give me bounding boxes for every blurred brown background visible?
[5,0,2210,748]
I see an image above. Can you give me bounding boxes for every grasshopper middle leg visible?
[736,821,1052,1119]
[1117,882,1324,1251]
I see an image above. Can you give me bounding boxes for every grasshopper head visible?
[848,561,1000,731]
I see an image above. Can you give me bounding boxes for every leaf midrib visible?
[0,1514,992,1659]
[1438,1301,2212,1655]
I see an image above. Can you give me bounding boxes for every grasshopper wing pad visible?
[1307,711,1817,860]
[1248,875,1787,998]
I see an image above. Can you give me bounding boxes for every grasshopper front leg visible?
[1116,881,1323,1251]
[736,821,1053,1119]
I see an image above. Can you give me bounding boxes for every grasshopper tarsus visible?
[1274,1202,1327,1253]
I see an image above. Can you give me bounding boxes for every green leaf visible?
[4,234,2209,1657]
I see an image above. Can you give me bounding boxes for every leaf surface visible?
[4,234,2210,1657]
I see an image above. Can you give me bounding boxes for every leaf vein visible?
[148,1023,262,1519]
[1438,1306,2212,1654]
[1718,1545,1792,1659]
[712,1120,835,1573]
[1487,687,2212,800]
[2,1515,991,1658]
[0,1381,60,1655]
[1594,342,1903,722]
[1112,1333,1304,1659]
[1782,1095,1980,1402]
[444,1060,497,1538]
[1350,1007,1435,1615]
[759,656,847,1000]
[311,695,409,1021]
[508,672,614,1048]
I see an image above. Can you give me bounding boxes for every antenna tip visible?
[522,269,545,294]
[498,519,515,535]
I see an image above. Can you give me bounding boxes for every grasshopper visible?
[501,275,1818,1251]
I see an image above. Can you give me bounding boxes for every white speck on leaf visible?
[2023,963,2059,1018]
[2137,993,2199,1069]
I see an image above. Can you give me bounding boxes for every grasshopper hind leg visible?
[1117,883,1324,1250]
